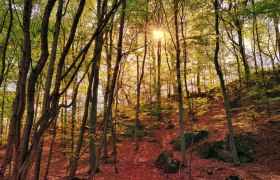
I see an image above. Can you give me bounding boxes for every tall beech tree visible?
[213,0,240,166]
[91,0,126,177]
[174,0,186,167]
[0,0,33,177]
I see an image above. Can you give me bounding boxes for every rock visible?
[171,130,209,151]
[155,151,173,170]
[225,174,242,180]
[215,147,233,162]
[164,158,180,174]
[230,96,242,108]
[226,134,255,163]
[194,130,209,143]
[198,142,212,159]
[155,151,180,174]
[197,133,255,164]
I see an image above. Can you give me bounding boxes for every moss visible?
[171,130,210,151]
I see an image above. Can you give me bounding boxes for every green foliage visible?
[237,0,280,18]
[194,97,210,115]
[140,101,160,117]
[270,97,280,103]
[122,124,135,137]
[122,121,146,138]
[146,121,159,131]
[236,106,262,123]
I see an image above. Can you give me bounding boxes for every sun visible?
[153,30,164,41]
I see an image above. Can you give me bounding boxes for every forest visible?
[0,0,280,179]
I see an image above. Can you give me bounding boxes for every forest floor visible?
[1,99,280,180]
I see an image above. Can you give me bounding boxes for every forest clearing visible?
[0,0,280,179]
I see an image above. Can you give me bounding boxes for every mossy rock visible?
[194,130,209,143]
[198,142,212,159]
[230,96,242,108]
[225,174,242,180]
[171,130,209,151]
[155,151,180,174]
[198,133,255,164]
[164,158,180,174]
[226,134,255,163]
[155,151,173,170]
[267,88,280,98]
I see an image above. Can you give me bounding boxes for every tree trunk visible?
[91,0,126,177]
[33,138,44,180]
[0,0,33,178]
[19,1,57,176]
[174,0,187,167]
[235,18,251,90]
[0,78,7,141]
[213,0,240,166]
[156,40,162,121]
[273,16,280,61]
[255,16,270,117]
[68,71,94,178]
[89,0,106,172]
[19,1,86,178]
[252,14,258,74]
[44,116,58,180]
[0,0,13,87]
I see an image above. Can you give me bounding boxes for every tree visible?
[174,0,186,167]
[213,0,240,166]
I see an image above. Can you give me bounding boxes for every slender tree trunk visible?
[233,44,243,99]
[135,55,140,150]
[252,16,258,74]
[235,18,251,90]
[44,116,58,180]
[197,72,201,95]
[68,1,120,177]
[0,0,32,178]
[90,0,107,172]
[91,1,126,177]
[214,0,240,166]
[255,17,270,117]
[71,70,77,152]
[273,16,280,62]
[68,72,94,178]
[174,0,186,167]
[33,138,44,180]
[156,40,162,121]
[71,92,77,153]
[103,19,114,159]
[267,27,276,73]
[0,78,7,141]
[18,1,57,176]
[62,87,68,158]
[135,10,148,149]
[0,0,13,87]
